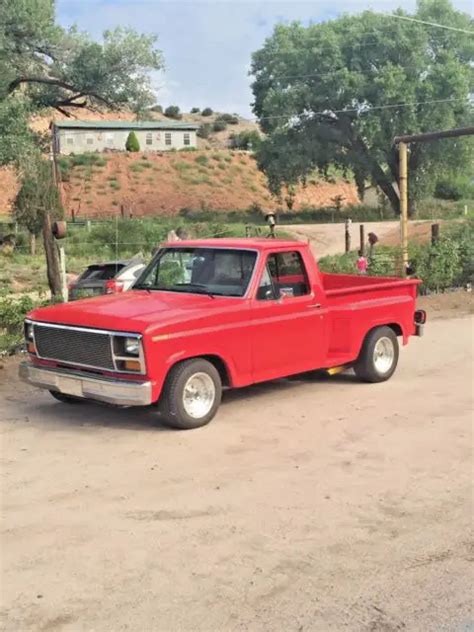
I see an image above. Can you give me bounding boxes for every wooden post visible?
[359,224,365,255]
[431,223,440,245]
[399,141,409,276]
[59,246,68,302]
[344,219,351,253]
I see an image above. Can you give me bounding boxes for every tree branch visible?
[8,76,115,109]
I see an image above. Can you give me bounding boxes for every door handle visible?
[307,303,322,309]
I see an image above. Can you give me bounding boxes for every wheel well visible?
[201,355,231,387]
[386,323,403,337]
[168,354,231,387]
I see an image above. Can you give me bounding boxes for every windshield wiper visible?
[171,283,217,298]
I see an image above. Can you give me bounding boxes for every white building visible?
[52,120,199,155]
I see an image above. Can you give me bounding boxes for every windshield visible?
[134,248,257,297]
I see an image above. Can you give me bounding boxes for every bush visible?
[434,175,474,201]
[213,120,227,132]
[150,104,163,113]
[216,113,239,125]
[197,123,212,139]
[164,105,182,120]
[190,107,200,114]
[0,295,37,354]
[125,131,140,152]
[195,155,209,167]
[201,107,213,117]
[229,130,261,150]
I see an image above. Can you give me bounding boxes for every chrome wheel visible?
[182,372,216,419]
[373,336,395,374]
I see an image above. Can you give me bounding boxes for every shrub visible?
[190,107,200,114]
[197,123,212,139]
[216,113,239,125]
[434,175,474,201]
[195,155,209,167]
[150,104,163,113]
[201,107,213,117]
[213,120,227,132]
[125,131,140,152]
[229,130,261,150]
[164,105,182,120]
[0,295,37,354]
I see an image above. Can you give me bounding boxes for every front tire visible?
[354,326,399,383]
[160,359,222,429]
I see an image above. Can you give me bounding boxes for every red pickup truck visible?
[20,239,425,429]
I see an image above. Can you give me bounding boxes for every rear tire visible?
[49,390,83,404]
[354,326,399,383]
[159,359,222,429]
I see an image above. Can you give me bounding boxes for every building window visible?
[146,132,153,146]
[183,133,190,146]
[66,135,74,146]
[105,133,114,148]
[86,135,94,146]
[165,132,172,146]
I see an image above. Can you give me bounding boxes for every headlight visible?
[124,337,140,356]
[24,321,34,341]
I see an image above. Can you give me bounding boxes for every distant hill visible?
[0,106,359,218]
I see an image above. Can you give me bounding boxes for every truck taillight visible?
[105,279,124,294]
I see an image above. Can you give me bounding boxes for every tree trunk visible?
[350,135,400,214]
[29,233,36,256]
[42,211,62,298]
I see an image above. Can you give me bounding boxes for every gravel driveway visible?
[1,315,472,631]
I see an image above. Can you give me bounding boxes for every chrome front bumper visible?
[19,362,153,406]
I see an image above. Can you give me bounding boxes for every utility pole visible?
[398,141,409,274]
[394,126,474,277]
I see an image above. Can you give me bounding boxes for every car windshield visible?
[134,248,257,297]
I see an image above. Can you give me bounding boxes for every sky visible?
[56,0,472,118]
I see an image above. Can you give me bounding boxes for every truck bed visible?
[321,272,419,298]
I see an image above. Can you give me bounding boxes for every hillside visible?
[0,106,359,218]
[56,151,358,218]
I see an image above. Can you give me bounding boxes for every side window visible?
[259,251,309,299]
[257,266,276,300]
[146,132,153,146]
[183,132,190,146]
[165,132,172,146]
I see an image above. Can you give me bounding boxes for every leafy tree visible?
[201,107,213,117]
[216,113,239,125]
[125,131,140,152]
[150,104,163,113]
[190,107,201,114]
[164,105,182,119]
[0,0,163,165]
[251,0,473,213]
[14,155,63,282]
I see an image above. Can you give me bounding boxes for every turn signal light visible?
[123,360,141,372]
[27,342,36,354]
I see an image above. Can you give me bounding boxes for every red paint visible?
[27,239,422,403]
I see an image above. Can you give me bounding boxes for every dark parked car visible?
[68,258,146,301]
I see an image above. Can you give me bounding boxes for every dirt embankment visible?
[1,107,359,218]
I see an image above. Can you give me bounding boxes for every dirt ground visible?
[286,220,437,259]
[0,307,473,631]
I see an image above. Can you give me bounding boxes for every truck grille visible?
[34,324,115,371]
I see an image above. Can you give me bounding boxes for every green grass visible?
[130,163,145,173]
[173,161,193,173]
[109,181,120,190]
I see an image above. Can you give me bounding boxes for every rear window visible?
[80,264,125,281]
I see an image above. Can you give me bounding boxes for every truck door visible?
[250,250,326,383]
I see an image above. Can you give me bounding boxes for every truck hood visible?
[28,290,235,334]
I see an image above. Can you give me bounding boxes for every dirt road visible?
[1,316,472,631]
[285,220,434,258]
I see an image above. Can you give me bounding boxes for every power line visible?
[381,13,474,35]
[269,62,453,83]
[254,97,471,123]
